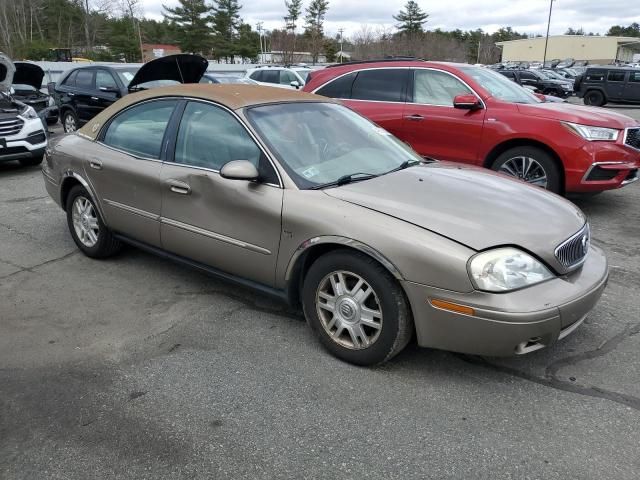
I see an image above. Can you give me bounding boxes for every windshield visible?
[114,69,139,86]
[461,67,540,104]
[294,70,310,81]
[12,83,38,92]
[246,102,423,189]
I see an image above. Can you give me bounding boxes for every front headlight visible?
[563,122,619,141]
[19,105,38,120]
[468,248,554,292]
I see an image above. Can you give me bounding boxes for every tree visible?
[565,27,585,35]
[304,0,329,64]
[324,39,336,62]
[235,22,260,61]
[607,23,640,37]
[210,0,241,60]
[283,0,302,63]
[162,0,211,54]
[393,1,428,34]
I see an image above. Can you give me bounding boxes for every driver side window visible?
[413,70,471,106]
[173,102,278,183]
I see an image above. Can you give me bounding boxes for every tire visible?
[583,90,605,107]
[491,146,562,194]
[302,249,413,366]
[19,154,43,167]
[65,185,121,258]
[62,110,78,133]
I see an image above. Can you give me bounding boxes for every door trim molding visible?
[103,198,160,221]
[161,217,272,255]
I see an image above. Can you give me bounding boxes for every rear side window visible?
[75,70,94,89]
[586,70,605,81]
[249,71,262,81]
[63,70,78,86]
[351,69,409,102]
[261,70,280,84]
[316,72,357,98]
[630,72,640,83]
[519,71,537,81]
[607,71,626,82]
[500,71,516,80]
[103,100,177,159]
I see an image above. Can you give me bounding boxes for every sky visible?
[141,0,640,39]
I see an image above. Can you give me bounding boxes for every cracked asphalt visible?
[1,111,640,479]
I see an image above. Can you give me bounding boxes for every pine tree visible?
[284,0,303,63]
[211,0,241,60]
[162,0,211,54]
[304,0,329,64]
[393,1,428,34]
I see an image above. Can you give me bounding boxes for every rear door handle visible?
[405,114,425,122]
[67,92,75,96]
[89,159,103,170]
[167,180,191,195]
[91,96,99,101]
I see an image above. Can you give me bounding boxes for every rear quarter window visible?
[315,72,357,99]
[607,71,626,82]
[630,72,640,83]
[585,70,605,82]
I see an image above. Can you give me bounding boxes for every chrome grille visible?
[625,128,640,151]
[555,224,590,269]
[0,117,24,137]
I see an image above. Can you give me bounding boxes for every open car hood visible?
[128,54,208,91]
[13,62,45,90]
[0,52,16,92]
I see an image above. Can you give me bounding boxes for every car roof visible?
[78,84,330,140]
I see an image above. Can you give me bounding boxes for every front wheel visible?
[62,110,78,133]
[65,185,122,258]
[491,146,562,194]
[302,250,413,366]
[583,90,605,107]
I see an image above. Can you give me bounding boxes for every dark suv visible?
[576,67,640,106]
[498,69,574,98]
[54,54,208,133]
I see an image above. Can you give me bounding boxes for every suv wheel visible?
[62,110,78,133]
[302,249,413,366]
[584,90,605,107]
[66,185,121,258]
[491,146,561,193]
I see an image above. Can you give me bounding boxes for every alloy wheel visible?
[72,196,99,247]
[498,156,548,188]
[64,114,77,133]
[315,270,383,350]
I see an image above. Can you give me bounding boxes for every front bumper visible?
[0,117,47,162]
[402,245,609,357]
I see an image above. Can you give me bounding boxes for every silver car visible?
[42,84,609,365]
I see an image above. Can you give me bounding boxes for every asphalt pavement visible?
[1,105,639,479]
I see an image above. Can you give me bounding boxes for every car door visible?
[72,69,96,123]
[279,69,299,89]
[340,69,409,140]
[623,71,640,102]
[87,99,179,247]
[518,71,541,90]
[401,68,485,163]
[160,100,283,287]
[606,70,627,100]
[93,69,121,114]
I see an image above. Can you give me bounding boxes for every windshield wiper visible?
[384,159,421,175]
[310,172,378,190]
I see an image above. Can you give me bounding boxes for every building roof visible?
[78,84,328,141]
[496,35,640,46]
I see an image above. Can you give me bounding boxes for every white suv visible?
[0,53,47,167]
[245,66,312,90]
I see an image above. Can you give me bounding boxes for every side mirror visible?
[453,94,482,110]
[47,82,56,95]
[290,80,301,89]
[99,86,121,97]
[220,160,259,181]
[534,93,547,102]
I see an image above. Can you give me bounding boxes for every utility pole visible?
[256,22,264,64]
[477,38,481,64]
[338,28,344,63]
[542,0,555,66]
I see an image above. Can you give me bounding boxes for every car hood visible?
[516,102,638,128]
[128,54,208,91]
[323,162,586,274]
[13,62,44,90]
[0,52,16,92]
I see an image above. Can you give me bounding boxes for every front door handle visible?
[167,180,191,195]
[405,114,425,122]
[91,96,99,101]
[89,159,103,170]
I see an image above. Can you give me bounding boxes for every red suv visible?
[304,59,640,194]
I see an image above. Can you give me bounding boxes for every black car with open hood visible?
[55,54,208,133]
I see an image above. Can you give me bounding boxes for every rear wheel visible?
[491,146,562,194]
[302,250,413,366]
[583,90,605,106]
[65,185,121,258]
[62,110,78,133]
